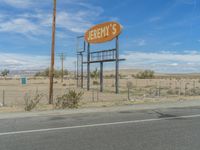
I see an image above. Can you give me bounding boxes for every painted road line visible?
[0,114,200,136]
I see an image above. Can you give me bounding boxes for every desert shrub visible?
[105,74,115,79]
[90,68,99,79]
[62,83,67,86]
[119,74,126,79]
[166,88,179,95]
[131,74,135,78]
[1,69,9,77]
[186,87,200,96]
[136,70,155,79]
[110,74,115,78]
[24,92,43,111]
[93,80,99,85]
[55,90,84,109]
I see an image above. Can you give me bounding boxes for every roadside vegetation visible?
[24,91,43,111]
[55,89,84,109]
[34,68,69,78]
[91,68,100,85]
[134,70,155,79]
[1,69,10,78]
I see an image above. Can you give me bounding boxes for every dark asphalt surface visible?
[0,106,200,150]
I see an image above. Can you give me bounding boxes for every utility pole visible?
[49,0,56,104]
[60,52,65,83]
[74,61,77,79]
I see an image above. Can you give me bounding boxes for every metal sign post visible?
[77,22,125,94]
[100,62,103,92]
[76,36,86,88]
[115,36,119,94]
[87,43,90,91]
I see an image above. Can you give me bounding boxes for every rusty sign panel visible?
[84,22,122,44]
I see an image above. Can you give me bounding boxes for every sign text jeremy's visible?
[85,22,122,44]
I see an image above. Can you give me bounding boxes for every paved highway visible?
[0,106,200,150]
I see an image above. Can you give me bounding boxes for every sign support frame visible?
[76,22,125,94]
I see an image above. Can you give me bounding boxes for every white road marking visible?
[0,114,200,136]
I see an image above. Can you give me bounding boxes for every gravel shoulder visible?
[0,99,200,120]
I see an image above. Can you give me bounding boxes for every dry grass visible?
[0,69,200,112]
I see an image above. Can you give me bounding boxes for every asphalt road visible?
[1,106,200,150]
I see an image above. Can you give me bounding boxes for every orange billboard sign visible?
[84,22,122,44]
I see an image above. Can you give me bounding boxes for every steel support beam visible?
[81,53,84,88]
[115,36,119,94]
[87,43,90,91]
[100,62,103,92]
[76,55,79,87]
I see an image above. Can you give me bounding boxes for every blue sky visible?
[0,0,200,73]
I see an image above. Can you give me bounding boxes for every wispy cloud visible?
[171,42,182,46]
[41,3,104,33]
[0,52,76,71]
[0,2,105,36]
[2,51,200,73]
[121,51,200,73]
[176,0,196,5]
[42,11,95,33]
[149,16,161,22]
[0,18,45,36]
[2,0,33,8]
[133,39,146,46]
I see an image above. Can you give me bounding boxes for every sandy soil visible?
[0,72,200,113]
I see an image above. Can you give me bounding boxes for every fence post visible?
[184,82,187,96]
[128,87,130,100]
[97,90,99,101]
[92,90,94,102]
[158,81,161,97]
[179,80,181,97]
[2,89,5,107]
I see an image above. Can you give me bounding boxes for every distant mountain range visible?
[8,70,43,77]
[3,69,200,78]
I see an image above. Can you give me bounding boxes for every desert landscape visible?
[0,69,200,112]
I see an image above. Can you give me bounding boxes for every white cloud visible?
[0,2,105,35]
[0,52,76,71]
[41,11,94,33]
[171,42,182,46]
[176,0,196,5]
[170,63,178,66]
[121,51,200,73]
[0,18,44,36]
[2,0,33,8]
[1,51,200,73]
[149,16,161,22]
[42,6,104,33]
[133,39,146,46]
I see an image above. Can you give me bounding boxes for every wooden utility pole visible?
[74,61,76,79]
[60,52,65,83]
[49,0,57,104]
